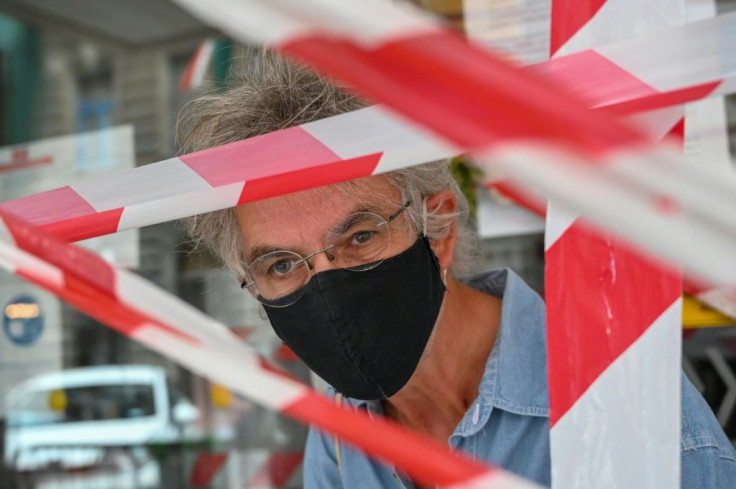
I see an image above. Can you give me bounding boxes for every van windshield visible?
[7,384,156,427]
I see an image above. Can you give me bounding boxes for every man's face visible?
[234,177,416,278]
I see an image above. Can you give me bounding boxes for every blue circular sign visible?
[3,295,44,346]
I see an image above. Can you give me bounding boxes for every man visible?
[181,52,736,488]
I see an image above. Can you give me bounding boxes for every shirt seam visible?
[494,396,549,417]
[681,435,736,462]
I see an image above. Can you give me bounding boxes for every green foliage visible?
[450,156,483,217]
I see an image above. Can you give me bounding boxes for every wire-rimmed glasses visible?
[241,201,411,306]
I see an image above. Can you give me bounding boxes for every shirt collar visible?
[452,269,549,438]
[340,268,549,434]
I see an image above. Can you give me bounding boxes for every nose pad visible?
[308,249,338,273]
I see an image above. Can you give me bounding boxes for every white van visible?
[4,365,201,472]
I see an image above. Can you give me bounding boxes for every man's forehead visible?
[235,177,400,245]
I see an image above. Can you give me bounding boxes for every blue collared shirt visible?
[304,269,736,488]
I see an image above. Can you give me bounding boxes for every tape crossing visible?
[0,0,734,487]
[0,208,543,489]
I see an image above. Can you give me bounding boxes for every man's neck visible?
[382,278,502,442]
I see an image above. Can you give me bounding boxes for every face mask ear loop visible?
[421,197,429,238]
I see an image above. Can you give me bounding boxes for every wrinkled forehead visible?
[235,175,401,249]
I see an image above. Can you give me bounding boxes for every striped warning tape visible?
[189,0,736,286]
[66,2,736,284]
[254,0,736,286]
[0,1,731,487]
[546,1,684,488]
[0,106,456,243]
[5,11,735,244]
[480,182,736,324]
[535,10,736,116]
[0,207,541,489]
[162,2,732,489]
[1,22,734,324]
[180,39,216,92]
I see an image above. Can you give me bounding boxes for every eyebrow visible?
[245,203,386,263]
[329,206,381,236]
[246,245,290,264]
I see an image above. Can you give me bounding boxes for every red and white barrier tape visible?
[0,106,456,243]
[0,1,731,486]
[162,1,732,487]
[0,208,541,489]
[3,28,735,320]
[155,1,736,288]
[3,130,734,322]
[546,1,684,488]
[484,176,735,323]
[8,5,736,243]
[180,39,216,92]
[2,8,735,283]
[535,10,736,116]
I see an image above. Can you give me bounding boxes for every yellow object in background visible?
[48,389,67,411]
[210,383,233,408]
[683,295,735,329]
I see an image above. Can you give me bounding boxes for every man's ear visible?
[424,190,458,272]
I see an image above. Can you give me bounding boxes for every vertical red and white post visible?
[547,1,685,488]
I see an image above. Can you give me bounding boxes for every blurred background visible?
[0,1,734,488]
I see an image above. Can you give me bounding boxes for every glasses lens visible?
[245,207,406,305]
[249,251,310,301]
[328,212,391,271]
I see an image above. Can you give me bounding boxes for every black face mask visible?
[262,236,446,400]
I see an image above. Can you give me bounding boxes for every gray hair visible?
[178,51,479,277]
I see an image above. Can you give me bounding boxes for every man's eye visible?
[270,259,295,275]
[352,230,376,245]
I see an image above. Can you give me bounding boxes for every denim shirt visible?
[304,269,736,488]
